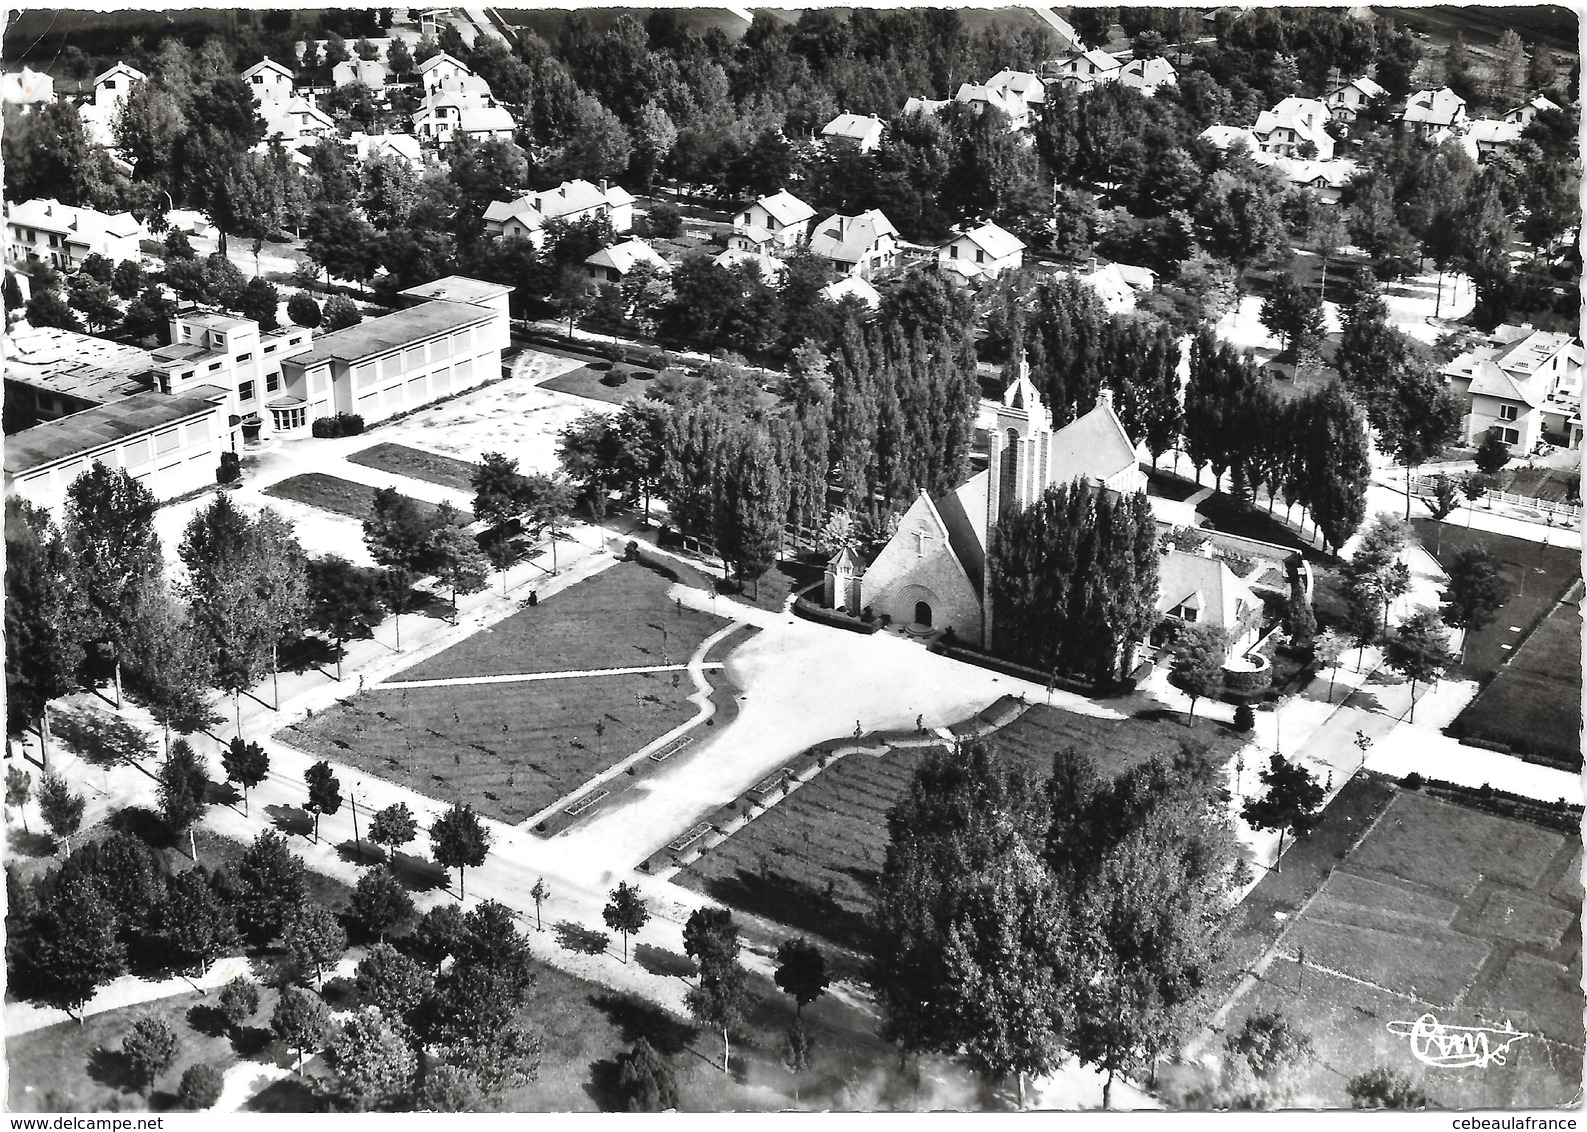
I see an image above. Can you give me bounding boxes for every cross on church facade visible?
[913,527,936,556]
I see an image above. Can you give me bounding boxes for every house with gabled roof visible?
[1156,547,1264,658]
[586,238,670,284]
[416,52,486,96]
[732,189,815,250]
[820,112,885,152]
[1118,56,1177,95]
[830,358,1146,644]
[1504,94,1559,128]
[985,69,1047,111]
[1323,75,1384,122]
[954,82,1028,129]
[1046,47,1123,88]
[1401,86,1467,141]
[808,209,900,279]
[332,57,390,89]
[1253,96,1334,160]
[937,221,1025,284]
[820,275,881,310]
[414,90,514,145]
[713,248,787,284]
[902,95,951,120]
[0,66,53,106]
[242,57,295,109]
[1441,324,1584,450]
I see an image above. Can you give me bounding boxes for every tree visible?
[323,294,362,330]
[773,937,830,1018]
[1422,474,1461,550]
[237,277,280,330]
[363,487,440,575]
[415,1064,484,1112]
[236,829,308,946]
[329,1007,417,1110]
[1460,473,1491,524]
[307,555,386,680]
[686,955,749,1074]
[471,451,531,528]
[25,289,84,332]
[352,866,414,941]
[431,802,491,899]
[1377,370,1463,519]
[38,772,85,855]
[369,801,418,862]
[1383,610,1453,722]
[178,1063,225,1110]
[6,765,31,831]
[158,867,237,975]
[354,942,433,1024]
[287,291,322,327]
[682,906,741,975]
[6,498,85,763]
[222,736,269,817]
[158,738,209,844]
[180,492,271,730]
[283,903,347,988]
[616,1036,678,1112]
[429,504,490,623]
[1170,624,1228,724]
[1473,427,1512,475]
[26,867,126,1015]
[271,985,332,1074]
[1440,548,1506,662]
[1312,628,1346,703]
[1259,272,1324,360]
[413,904,469,970]
[64,462,163,708]
[216,976,260,1034]
[603,881,649,963]
[122,1014,179,1094]
[1342,513,1410,642]
[1221,1010,1315,1107]
[387,36,414,77]
[1241,755,1324,869]
[530,877,550,932]
[1347,1066,1429,1109]
[555,267,597,337]
[782,1021,813,1104]
[124,581,215,751]
[304,760,343,843]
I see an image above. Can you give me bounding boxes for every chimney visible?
[599,179,608,194]
[1098,386,1114,412]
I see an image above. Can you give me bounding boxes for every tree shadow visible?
[634,943,696,981]
[278,635,339,675]
[586,990,697,1056]
[86,1046,133,1093]
[553,920,610,956]
[584,1056,626,1111]
[50,705,155,767]
[208,780,243,810]
[7,827,60,857]
[333,838,378,868]
[107,805,173,848]
[390,852,447,892]
[263,804,314,839]
[232,1025,275,1058]
[186,1002,230,1039]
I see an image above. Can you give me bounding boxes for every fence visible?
[1409,475,1581,523]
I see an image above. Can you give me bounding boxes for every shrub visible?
[1233,703,1255,731]
[1402,772,1424,790]
[217,977,260,1033]
[323,294,363,331]
[624,540,639,561]
[217,451,241,485]
[287,292,322,328]
[338,412,365,435]
[311,417,335,438]
[601,368,630,387]
[178,1063,225,1110]
[642,202,683,238]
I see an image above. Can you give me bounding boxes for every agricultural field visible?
[673,705,1242,957]
[262,474,440,524]
[1189,787,1581,1109]
[345,442,482,493]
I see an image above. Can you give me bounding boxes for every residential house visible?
[1057,259,1156,315]
[808,209,900,280]
[416,52,485,96]
[349,131,424,168]
[1401,87,1467,142]
[5,198,145,271]
[1199,124,1260,152]
[1504,94,1559,128]
[1252,96,1334,160]
[902,96,950,119]
[1467,118,1524,162]
[1441,324,1584,450]
[1046,48,1123,88]
[0,66,53,106]
[267,96,336,142]
[1118,56,1177,95]
[414,91,514,144]
[586,238,670,284]
[1323,75,1384,123]
[820,275,881,310]
[834,364,1145,646]
[278,281,510,434]
[713,248,786,284]
[5,393,226,518]
[78,62,146,145]
[1272,156,1359,203]
[821,112,885,152]
[483,179,634,245]
[732,190,815,250]
[1156,547,1264,659]
[151,309,314,445]
[954,82,1028,130]
[937,221,1025,285]
[985,69,1047,113]
[242,57,295,111]
[332,57,390,89]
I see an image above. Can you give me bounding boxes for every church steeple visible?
[983,350,1054,651]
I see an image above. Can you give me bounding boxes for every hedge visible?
[1408,775,1582,834]
[792,596,879,634]
[938,645,1108,696]
[310,412,366,438]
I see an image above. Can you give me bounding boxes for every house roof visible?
[1120,56,1177,88]
[332,58,389,86]
[525,178,628,221]
[5,392,218,476]
[1493,327,1574,376]
[808,209,898,265]
[1467,360,1543,407]
[820,275,881,309]
[1403,86,1465,126]
[829,545,864,574]
[398,275,514,305]
[821,113,884,145]
[6,198,143,242]
[4,324,155,403]
[1067,47,1122,73]
[985,70,1046,102]
[1048,398,1138,487]
[750,189,815,227]
[902,96,951,118]
[953,221,1025,260]
[1468,118,1523,147]
[352,131,423,165]
[287,301,492,368]
[587,238,670,276]
[1,66,53,102]
[1254,96,1331,141]
[1157,549,1258,632]
[954,82,1022,119]
[1329,75,1384,100]
[416,52,470,75]
[244,57,294,80]
[1199,124,1259,150]
[713,248,786,282]
[94,62,146,87]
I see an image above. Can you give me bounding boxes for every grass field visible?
[1450,581,1583,769]
[262,474,440,524]
[540,365,659,406]
[1178,787,1581,1109]
[345,442,481,494]
[401,560,729,682]
[673,705,1242,959]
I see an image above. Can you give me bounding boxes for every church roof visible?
[933,469,989,596]
[1048,399,1138,487]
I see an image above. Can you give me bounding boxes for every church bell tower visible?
[982,353,1053,651]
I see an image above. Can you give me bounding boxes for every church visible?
[826,359,1146,650]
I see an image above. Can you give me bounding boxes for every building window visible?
[1499,404,1520,422]
[238,352,252,363]
[271,406,306,431]
[265,344,276,354]
[208,362,223,372]
[266,372,280,393]
[949,246,958,259]
[239,381,255,401]
[1500,427,1520,445]
[975,249,985,264]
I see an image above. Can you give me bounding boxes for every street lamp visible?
[351,781,363,861]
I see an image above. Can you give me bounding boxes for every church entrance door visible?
[913,601,933,628]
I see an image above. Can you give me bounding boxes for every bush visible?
[310,413,366,439]
[178,1063,225,1110]
[1223,662,1272,697]
[642,202,683,238]
[339,412,365,435]
[217,977,260,1033]
[216,451,241,485]
[287,292,322,328]
[1402,771,1424,790]
[601,368,630,387]
[624,540,639,561]
[323,294,363,331]
[1233,703,1255,731]
[311,417,335,438]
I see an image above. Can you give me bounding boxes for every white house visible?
[416,52,485,96]
[1047,47,1123,87]
[0,66,53,106]
[821,112,885,152]
[954,82,1028,130]
[1441,324,1584,450]
[985,70,1047,113]
[267,96,335,142]
[1503,94,1559,128]
[1118,56,1177,95]
[820,275,881,310]
[938,221,1025,284]
[1402,87,1468,141]
[483,179,635,245]
[332,57,389,88]
[77,62,147,145]
[242,57,295,110]
[350,131,424,168]
[5,198,145,271]
[732,189,816,251]
[1157,548,1264,659]
[808,209,900,280]
[902,95,950,119]
[586,238,670,283]
[1467,118,1525,162]
[414,91,514,144]
[1252,96,1334,160]
[713,248,786,284]
[1323,75,1384,123]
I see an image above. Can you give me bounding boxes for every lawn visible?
[1174,784,1582,1109]
[401,559,730,682]
[540,364,659,406]
[262,474,440,524]
[673,705,1242,960]
[345,442,481,494]
[1494,464,1579,504]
